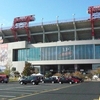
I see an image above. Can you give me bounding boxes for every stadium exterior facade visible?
[0,18,100,74]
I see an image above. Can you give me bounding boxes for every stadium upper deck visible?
[0,18,100,43]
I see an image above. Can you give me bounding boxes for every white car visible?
[52,76,59,80]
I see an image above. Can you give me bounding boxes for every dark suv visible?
[58,77,74,84]
[42,77,58,83]
[19,76,40,85]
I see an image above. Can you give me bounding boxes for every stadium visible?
[0,5,100,74]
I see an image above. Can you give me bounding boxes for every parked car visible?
[42,77,58,83]
[52,76,59,80]
[0,74,9,83]
[58,77,74,84]
[18,76,27,81]
[71,76,84,82]
[70,77,80,83]
[19,76,40,85]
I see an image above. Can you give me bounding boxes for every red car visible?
[0,74,9,83]
[70,77,80,83]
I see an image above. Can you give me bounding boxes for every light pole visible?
[0,24,3,32]
[56,16,59,23]
[0,24,4,43]
[72,14,75,21]
[41,18,44,25]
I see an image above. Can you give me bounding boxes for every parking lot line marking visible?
[8,84,80,100]
[3,91,31,95]
[93,96,100,100]
[0,85,35,90]
[0,95,16,98]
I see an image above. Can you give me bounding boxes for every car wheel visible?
[36,83,39,85]
[59,81,62,84]
[75,81,78,83]
[24,83,27,85]
[1,81,4,83]
[42,81,44,83]
[69,82,72,84]
[20,82,23,85]
[32,81,35,85]
[5,81,8,83]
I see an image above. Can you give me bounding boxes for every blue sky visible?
[0,0,100,27]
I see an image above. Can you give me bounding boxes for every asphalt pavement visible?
[0,81,100,100]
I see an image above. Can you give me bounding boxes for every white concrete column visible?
[58,65,61,73]
[74,64,78,71]
[41,65,45,75]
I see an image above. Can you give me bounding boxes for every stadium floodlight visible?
[72,14,75,18]
[72,14,75,21]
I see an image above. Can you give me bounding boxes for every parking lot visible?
[0,82,79,100]
[0,81,100,100]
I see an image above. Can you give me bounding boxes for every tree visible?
[72,71,84,78]
[96,68,100,74]
[86,73,93,79]
[11,67,16,72]
[22,62,34,76]
[14,71,20,77]
[45,72,52,77]
[4,59,13,75]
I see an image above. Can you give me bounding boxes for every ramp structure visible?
[88,5,100,39]
[11,15,35,42]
